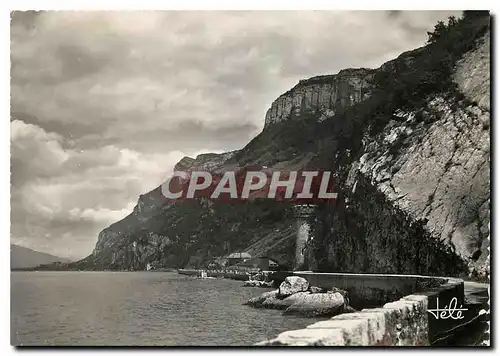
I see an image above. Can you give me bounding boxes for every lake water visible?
[11,271,327,346]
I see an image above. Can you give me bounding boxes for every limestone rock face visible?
[278,276,310,298]
[76,16,489,280]
[283,292,345,317]
[351,98,489,271]
[264,69,374,128]
[337,32,490,278]
[453,31,490,110]
[174,151,238,172]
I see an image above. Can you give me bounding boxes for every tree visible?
[426,20,447,44]
[462,10,490,20]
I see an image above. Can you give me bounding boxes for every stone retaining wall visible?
[294,271,447,309]
[256,275,465,346]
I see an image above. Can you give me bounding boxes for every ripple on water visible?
[11,271,327,346]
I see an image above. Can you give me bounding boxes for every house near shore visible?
[236,255,280,271]
[225,252,252,266]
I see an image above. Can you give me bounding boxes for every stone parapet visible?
[255,274,467,346]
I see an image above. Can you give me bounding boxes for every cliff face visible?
[264,69,374,128]
[313,90,489,277]
[77,14,490,280]
[308,18,490,279]
[346,34,490,274]
[174,151,238,172]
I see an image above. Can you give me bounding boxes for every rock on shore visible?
[283,292,344,317]
[244,276,351,317]
[245,290,279,307]
[262,292,312,310]
[278,276,309,297]
[243,280,274,288]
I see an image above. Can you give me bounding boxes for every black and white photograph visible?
[9,7,491,348]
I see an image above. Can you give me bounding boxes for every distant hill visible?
[10,244,70,269]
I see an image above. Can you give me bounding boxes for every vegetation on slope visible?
[308,11,490,277]
[72,197,295,270]
[69,11,489,274]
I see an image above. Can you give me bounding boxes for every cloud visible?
[10,119,69,185]
[10,120,186,258]
[10,10,461,259]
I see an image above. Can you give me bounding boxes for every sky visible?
[10,10,461,259]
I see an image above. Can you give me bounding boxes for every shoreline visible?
[178,268,272,282]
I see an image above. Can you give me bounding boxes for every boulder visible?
[343,305,357,313]
[244,289,278,307]
[329,286,348,297]
[327,287,350,305]
[261,295,291,310]
[278,276,309,298]
[283,292,345,317]
[282,292,312,306]
[309,286,325,294]
[262,291,311,310]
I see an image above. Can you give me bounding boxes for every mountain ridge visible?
[64,12,489,281]
[10,244,70,269]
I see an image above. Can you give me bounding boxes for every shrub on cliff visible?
[366,11,489,136]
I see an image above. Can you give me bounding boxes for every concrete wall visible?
[294,271,447,309]
[256,274,465,346]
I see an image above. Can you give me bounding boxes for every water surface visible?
[11,271,326,346]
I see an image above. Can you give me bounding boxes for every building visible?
[226,252,252,266]
[236,255,280,271]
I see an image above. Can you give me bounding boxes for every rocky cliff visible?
[74,13,490,280]
[174,151,238,172]
[264,68,374,128]
[307,14,490,280]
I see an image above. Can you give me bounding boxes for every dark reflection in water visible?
[11,271,327,346]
